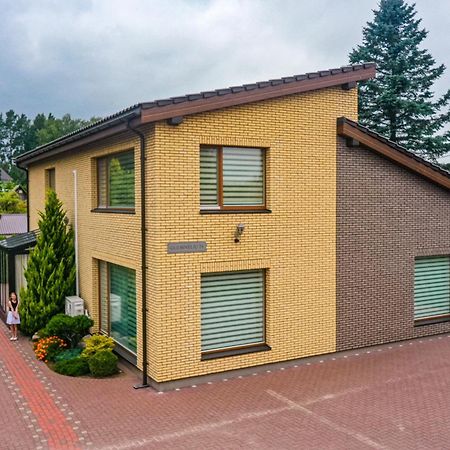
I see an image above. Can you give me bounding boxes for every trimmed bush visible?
[54,357,90,377]
[55,348,83,362]
[88,350,118,377]
[43,314,93,348]
[81,335,115,360]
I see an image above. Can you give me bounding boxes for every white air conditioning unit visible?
[65,296,85,317]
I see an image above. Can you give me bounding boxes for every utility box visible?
[65,296,84,317]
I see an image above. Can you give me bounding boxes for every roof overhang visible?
[140,65,376,124]
[16,64,375,167]
[337,117,450,191]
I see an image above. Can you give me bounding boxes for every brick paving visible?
[2,321,450,449]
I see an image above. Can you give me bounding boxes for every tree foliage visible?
[0,111,100,184]
[0,190,27,213]
[19,190,76,335]
[349,0,450,160]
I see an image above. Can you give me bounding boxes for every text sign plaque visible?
[167,241,207,254]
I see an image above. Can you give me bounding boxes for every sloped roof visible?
[0,230,37,254]
[337,117,450,190]
[0,169,12,182]
[16,63,376,167]
[0,214,27,236]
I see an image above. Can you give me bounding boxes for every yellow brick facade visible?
[27,86,357,383]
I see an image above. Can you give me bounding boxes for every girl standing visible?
[6,292,20,341]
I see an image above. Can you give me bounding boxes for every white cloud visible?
[0,0,449,119]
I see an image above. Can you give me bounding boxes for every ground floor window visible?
[201,270,265,354]
[414,256,450,321]
[99,261,137,353]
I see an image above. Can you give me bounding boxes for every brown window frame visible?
[200,269,271,360]
[200,145,267,212]
[95,149,135,213]
[45,168,56,191]
[98,260,110,336]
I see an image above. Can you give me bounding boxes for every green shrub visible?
[81,335,115,360]
[19,190,76,335]
[54,357,90,377]
[55,348,83,362]
[43,314,93,348]
[88,350,118,377]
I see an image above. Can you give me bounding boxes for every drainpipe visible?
[127,120,150,389]
[25,168,30,232]
[72,170,79,297]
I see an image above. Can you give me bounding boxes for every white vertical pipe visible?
[72,170,79,297]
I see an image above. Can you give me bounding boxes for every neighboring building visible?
[0,213,27,237]
[13,185,27,201]
[0,168,13,183]
[15,63,450,389]
[0,214,33,322]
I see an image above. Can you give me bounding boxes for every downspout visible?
[72,170,79,297]
[127,120,150,389]
[25,169,30,232]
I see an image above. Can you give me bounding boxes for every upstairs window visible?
[200,146,265,210]
[45,168,55,191]
[97,150,135,210]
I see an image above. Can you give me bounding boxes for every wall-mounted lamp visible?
[234,223,245,243]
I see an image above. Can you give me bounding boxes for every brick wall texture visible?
[336,136,450,350]
[28,87,358,382]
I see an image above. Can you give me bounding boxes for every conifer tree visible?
[19,190,76,335]
[349,0,450,159]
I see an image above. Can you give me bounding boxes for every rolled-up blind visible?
[201,270,264,352]
[223,147,264,206]
[414,256,450,319]
[200,148,218,206]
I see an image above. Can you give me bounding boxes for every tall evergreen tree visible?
[349,0,450,159]
[19,190,76,335]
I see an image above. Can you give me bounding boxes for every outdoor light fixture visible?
[234,223,245,243]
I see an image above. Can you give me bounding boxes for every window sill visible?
[91,208,136,214]
[201,344,271,360]
[200,209,272,215]
[414,315,450,327]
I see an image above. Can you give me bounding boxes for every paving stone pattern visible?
[2,320,450,449]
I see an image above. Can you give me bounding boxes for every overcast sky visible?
[1,0,449,120]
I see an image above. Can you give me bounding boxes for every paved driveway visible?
[1,321,450,449]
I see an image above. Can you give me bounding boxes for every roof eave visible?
[140,65,376,124]
[337,117,450,191]
[16,108,142,168]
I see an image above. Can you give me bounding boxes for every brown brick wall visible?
[337,137,450,350]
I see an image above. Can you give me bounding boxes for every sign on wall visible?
[167,242,207,254]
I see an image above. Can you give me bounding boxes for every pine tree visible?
[349,0,450,160]
[19,190,76,335]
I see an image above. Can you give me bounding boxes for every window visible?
[97,150,135,210]
[414,256,450,321]
[99,261,137,353]
[201,270,265,354]
[45,168,55,191]
[200,146,265,210]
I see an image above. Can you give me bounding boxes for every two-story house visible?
[16,63,450,389]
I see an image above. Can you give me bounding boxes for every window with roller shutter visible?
[414,256,450,322]
[200,146,265,210]
[201,270,265,355]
